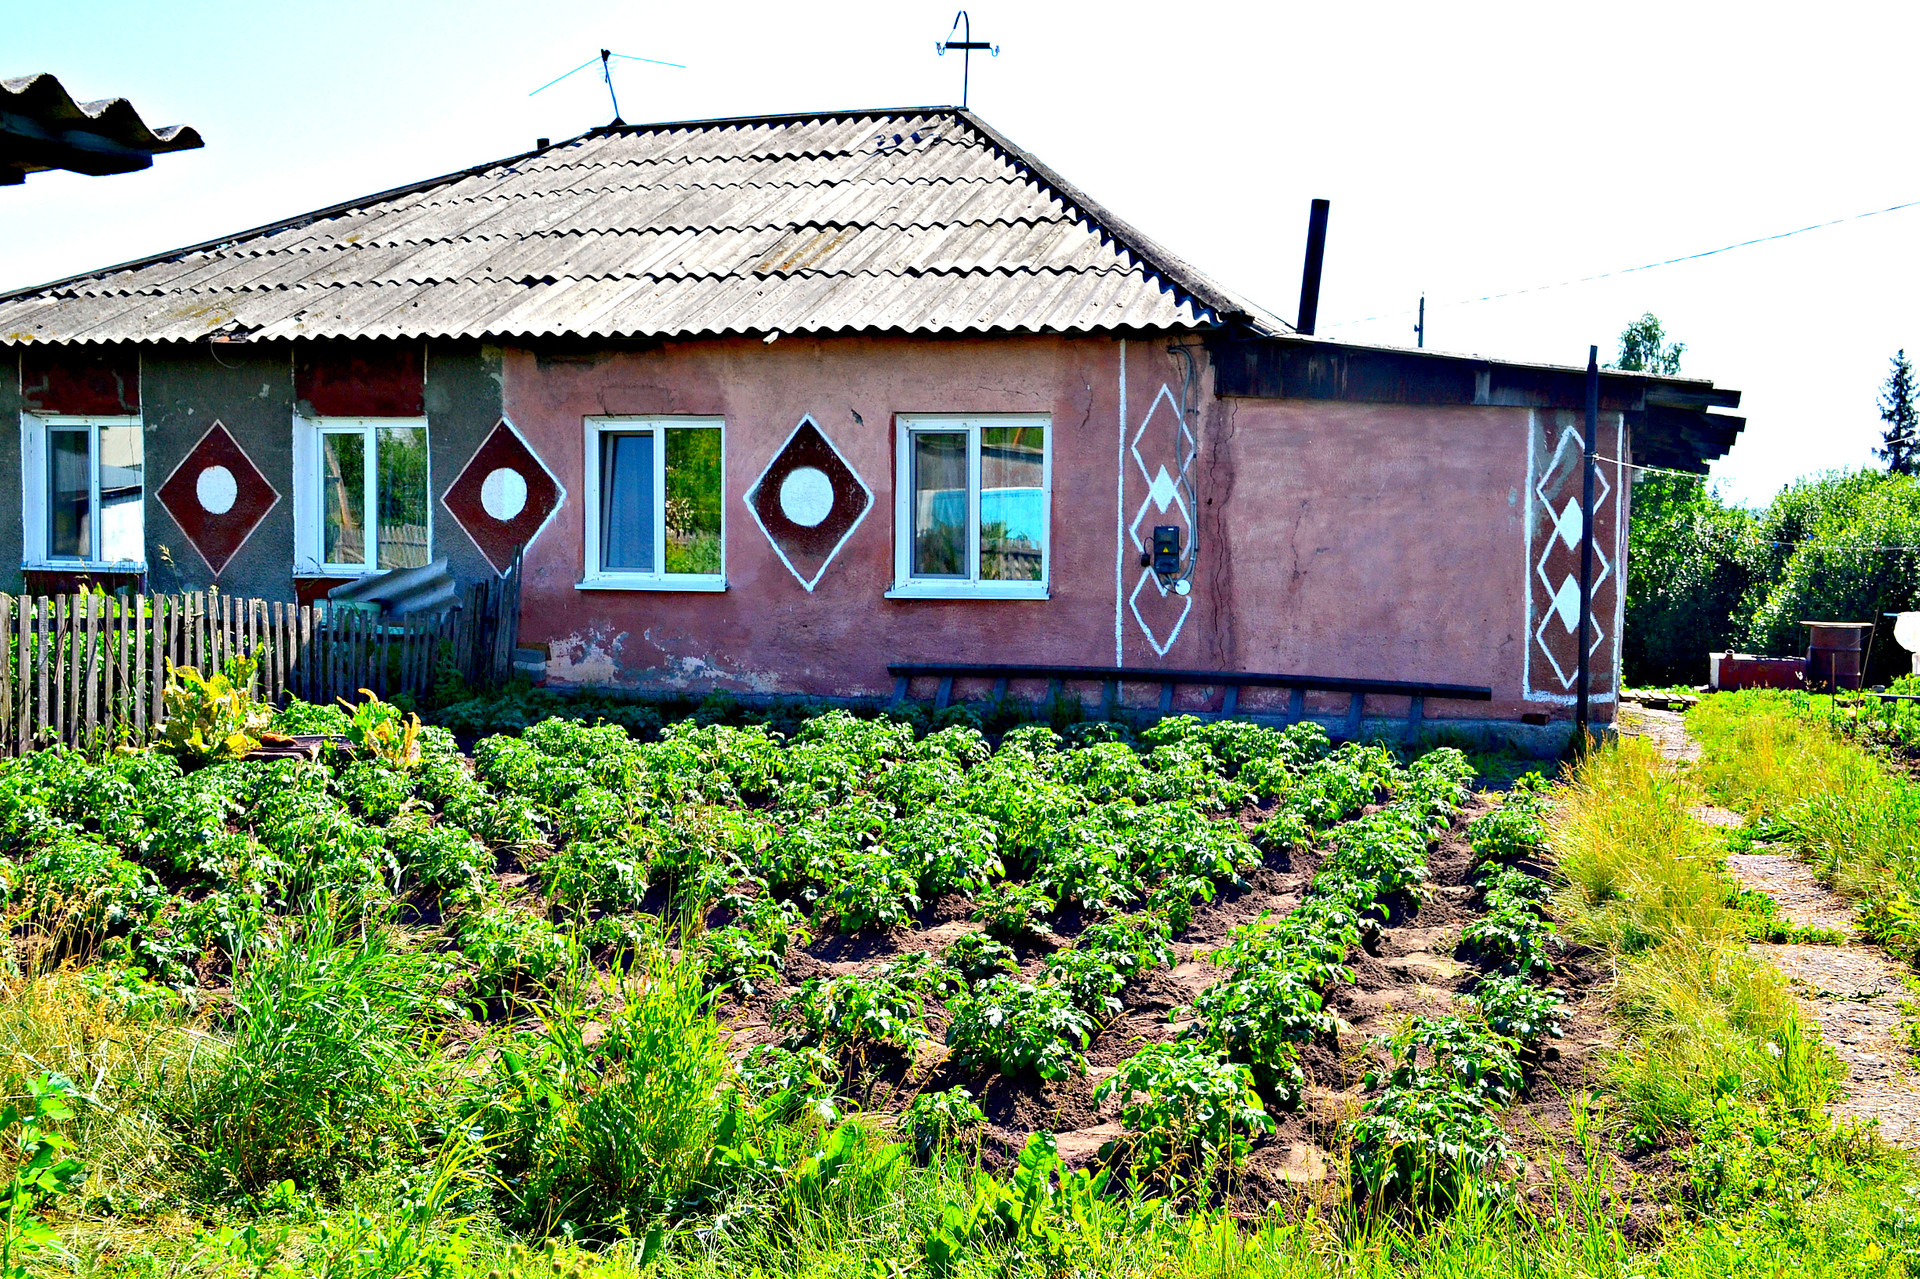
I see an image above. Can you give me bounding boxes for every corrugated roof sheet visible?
[0,107,1286,345]
[2,73,203,183]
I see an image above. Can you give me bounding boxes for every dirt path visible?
[1619,705,1920,1146]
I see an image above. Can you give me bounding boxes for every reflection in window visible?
[911,431,967,577]
[41,419,144,565]
[664,426,723,575]
[322,430,367,567]
[980,425,1044,582]
[376,425,429,569]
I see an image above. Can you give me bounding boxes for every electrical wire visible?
[1325,195,1920,330]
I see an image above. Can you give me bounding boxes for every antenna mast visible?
[528,48,688,126]
[935,11,998,109]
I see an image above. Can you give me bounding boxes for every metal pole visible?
[1416,294,1425,348]
[1576,346,1598,745]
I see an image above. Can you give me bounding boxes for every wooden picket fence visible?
[0,565,521,755]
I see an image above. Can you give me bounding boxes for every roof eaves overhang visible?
[1,73,203,185]
[1207,332,1744,473]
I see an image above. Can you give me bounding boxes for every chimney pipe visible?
[1296,198,1330,336]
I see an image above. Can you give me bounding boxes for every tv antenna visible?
[935,11,997,110]
[530,48,687,125]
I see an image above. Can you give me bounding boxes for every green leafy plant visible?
[0,1074,85,1279]
[900,1086,987,1162]
[971,881,1057,938]
[780,972,927,1052]
[1465,974,1565,1045]
[1346,1081,1509,1209]
[337,689,424,771]
[159,656,274,763]
[1092,1041,1269,1175]
[945,976,1093,1080]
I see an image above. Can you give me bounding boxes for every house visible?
[0,107,1743,748]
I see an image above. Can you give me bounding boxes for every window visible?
[20,416,144,568]
[890,415,1048,599]
[294,417,430,575]
[580,417,725,590]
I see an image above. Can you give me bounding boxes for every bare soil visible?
[714,787,1619,1208]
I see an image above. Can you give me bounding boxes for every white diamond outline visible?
[1533,589,1607,689]
[155,419,282,577]
[439,416,567,577]
[1128,384,1196,552]
[742,414,872,593]
[1128,567,1192,657]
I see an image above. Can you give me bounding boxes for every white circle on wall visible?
[480,467,528,521]
[778,466,834,527]
[195,465,237,515]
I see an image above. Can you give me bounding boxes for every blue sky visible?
[8,0,1917,507]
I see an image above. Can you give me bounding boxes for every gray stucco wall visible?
[0,352,23,590]
[142,341,296,597]
[6,339,506,598]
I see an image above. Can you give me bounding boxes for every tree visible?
[1877,350,1918,476]
[1611,313,1685,375]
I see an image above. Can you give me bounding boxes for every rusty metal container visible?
[1801,621,1875,693]
[1709,653,1805,691]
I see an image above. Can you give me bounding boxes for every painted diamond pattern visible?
[156,421,279,576]
[443,419,564,575]
[1529,421,1619,692]
[1127,384,1197,654]
[745,416,871,592]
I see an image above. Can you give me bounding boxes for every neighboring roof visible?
[2,73,202,185]
[1210,333,1746,473]
[0,107,1284,345]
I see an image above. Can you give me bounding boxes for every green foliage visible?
[945,976,1094,1080]
[336,689,424,770]
[941,932,1018,986]
[780,971,927,1052]
[468,949,735,1236]
[1346,1080,1510,1209]
[0,1074,85,1278]
[1879,349,1918,476]
[899,1086,986,1162]
[1367,1015,1525,1107]
[1092,1041,1269,1175]
[1466,974,1565,1044]
[173,913,442,1193]
[1612,311,1686,376]
[921,1133,1125,1279]
[159,656,274,763]
[970,880,1056,938]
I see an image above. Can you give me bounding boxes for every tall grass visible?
[169,910,445,1194]
[1692,691,1920,954]
[1551,735,1838,1137]
[472,945,739,1236]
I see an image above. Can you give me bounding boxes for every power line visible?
[1326,195,1920,330]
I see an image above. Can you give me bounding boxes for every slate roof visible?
[0,108,1284,345]
[2,73,202,184]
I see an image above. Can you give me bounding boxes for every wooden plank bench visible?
[887,662,1493,736]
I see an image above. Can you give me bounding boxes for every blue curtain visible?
[600,432,655,572]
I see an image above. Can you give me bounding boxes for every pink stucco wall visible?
[498,333,1625,725]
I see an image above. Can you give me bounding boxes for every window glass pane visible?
[911,431,967,577]
[600,432,655,572]
[376,425,430,569]
[664,426,722,575]
[980,425,1045,582]
[49,428,91,560]
[323,431,367,566]
[97,424,144,564]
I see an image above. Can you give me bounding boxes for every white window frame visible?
[579,416,727,592]
[889,413,1050,601]
[19,413,146,571]
[291,415,432,577]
